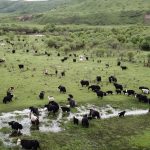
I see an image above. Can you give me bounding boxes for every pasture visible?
[0,28,150,150]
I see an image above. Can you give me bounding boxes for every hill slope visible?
[0,0,70,13]
[0,0,150,25]
[35,0,150,25]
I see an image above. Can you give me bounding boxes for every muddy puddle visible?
[0,105,149,147]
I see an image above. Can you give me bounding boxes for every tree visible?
[44,24,56,32]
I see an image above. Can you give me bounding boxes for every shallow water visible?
[0,105,149,147]
[67,104,149,120]
[0,108,63,147]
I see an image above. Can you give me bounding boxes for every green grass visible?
[131,129,150,148]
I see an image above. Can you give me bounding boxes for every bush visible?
[140,41,150,51]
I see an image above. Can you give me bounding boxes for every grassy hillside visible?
[36,0,150,25]
[0,0,150,25]
[0,0,70,13]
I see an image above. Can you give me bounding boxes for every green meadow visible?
[0,24,149,150]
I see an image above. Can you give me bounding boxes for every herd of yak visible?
[1,73,149,149]
[0,37,150,150]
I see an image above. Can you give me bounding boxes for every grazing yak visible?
[18,64,24,69]
[29,112,39,125]
[49,101,59,110]
[139,86,149,90]
[61,106,70,113]
[3,94,13,104]
[44,104,59,115]
[12,50,15,53]
[73,116,79,125]
[96,76,101,82]
[39,91,45,99]
[88,85,101,92]
[135,94,149,103]
[0,58,5,63]
[123,90,135,96]
[89,109,100,119]
[106,90,113,95]
[61,71,65,77]
[58,85,66,93]
[82,115,89,128]
[61,57,68,62]
[121,66,127,70]
[29,107,39,117]
[109,76,117,83]
[68,94,73,99]
[8,121,23,132]
[141,89,150,94]
[114,83,123,91]
[73,59,76,62]
[80,80,89,87]
[68,98,76,108]
[117,61,121,66]
[17,139,40,150]
[55,70,58,76]
[45,100,59,114]
[95,90,106,98]
[116,89,122,94]
[118,111,126,117]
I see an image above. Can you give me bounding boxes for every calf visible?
[109,76,117,83]
[73,117,79,125]
[89,109,100,119]
[61,71,65,77]
[58,85,66,93]
[61,106,70,113]
[106,91,113,95]
[116,89,121,94]
[12,50,15,53]
[118,111,126,117]
[18,64,24,69]
[68,98,76,108]
[82,115,89,128]
[17,139,40,150]
[39,91,45,99]
[117,61,121,66]
[80,80,89,87]
[73,59,76,62]
[96,76,101,82]
[121,66,127,70]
